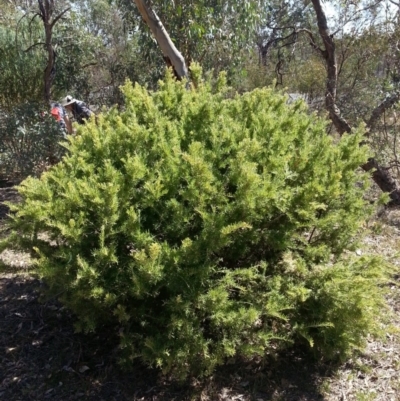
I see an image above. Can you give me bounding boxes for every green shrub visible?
[0,102,66,181]
[0,24,44,110]
[2,68,390,378]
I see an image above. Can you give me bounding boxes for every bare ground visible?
[0,187,399,401]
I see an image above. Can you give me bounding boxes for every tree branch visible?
[297,28,325,56]
[15,13,28,48]
[50,7,70,29]
[81,62,98,69]
[24,42,46,52]
[367,91,400,131]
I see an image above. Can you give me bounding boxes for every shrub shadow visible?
[0,272,337,401]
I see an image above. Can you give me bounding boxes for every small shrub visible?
[2,68,390,378]
[0,102,66,181]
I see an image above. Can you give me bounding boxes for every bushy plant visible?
[0,102,67,181]
[2,68,390,378]
[0,24,44,110]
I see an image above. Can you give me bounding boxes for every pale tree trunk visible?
[132,0,188,80]
[38,0,70,103]
[310,0,400,205]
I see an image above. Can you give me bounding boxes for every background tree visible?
[131,0,188,79]
[308,0,400,203]
[37,0,71,103]
[119,0,264,85]
[74,0,160,104]
[0,10,44,110]
[236,0,400,204]
[0,0,134,107]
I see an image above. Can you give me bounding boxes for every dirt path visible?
[1,189,399,401]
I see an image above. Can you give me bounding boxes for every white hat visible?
[62,95,76,107]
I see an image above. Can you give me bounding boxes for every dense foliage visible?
[0,22,44,110]
[0,102,67,181]
[2,69,390,378]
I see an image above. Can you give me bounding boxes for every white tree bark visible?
[132,0,188,80]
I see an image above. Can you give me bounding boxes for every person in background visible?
[62,95,93,125]
[50,102,72,135]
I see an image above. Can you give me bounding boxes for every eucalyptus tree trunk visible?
[132,0,188,80]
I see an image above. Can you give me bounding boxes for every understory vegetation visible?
[1,69,392,379]
[0,102,66,181]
